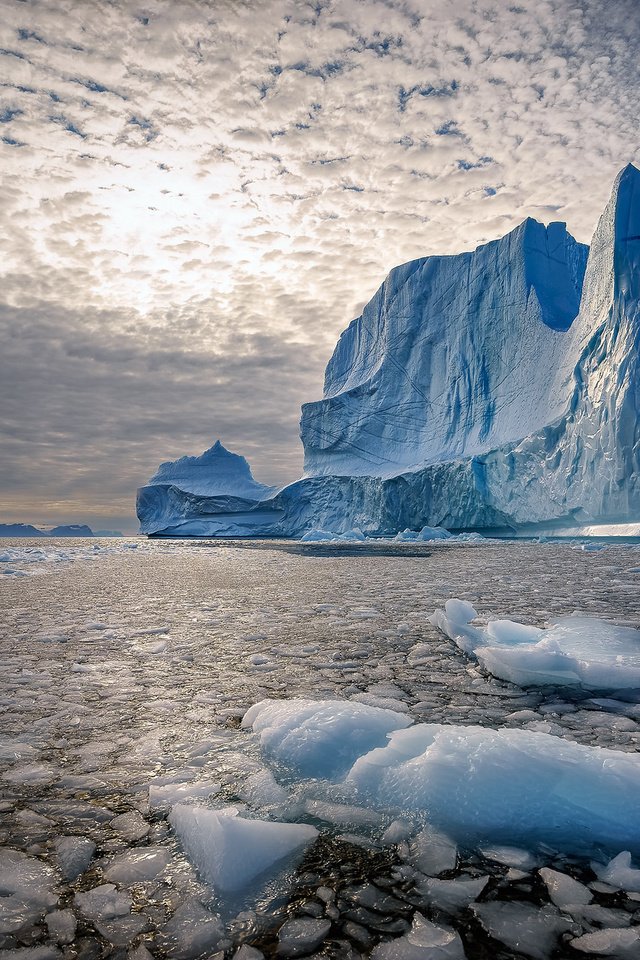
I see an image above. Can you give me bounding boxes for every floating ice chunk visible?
[0,739,38,761]
[234,947,265,960]
[0,849,58,935]
[169,805,317,894]
[395,527,451,542]
[429,600,483,655]
[129,946,155,960]
[242,699,411,779]
[239,769,290,810]
[45,909,77,944]
[479,845,539,870]
[472,902,574,960]
[103,846,171,884]
[569,927,640,956]
[381,819,415,845]
[159,899,223,960]
[347,724,640,856]
[539,867,592,908]
[94,914,148,947]
[276,917,332,956]
[52,836,96,881]
[370,913,465,960]
[148,777,220,809]
[300,528,366,542]
[486,620,544,644]
[569,904,633,927]
[431,601,640,689]
[303,799,384,829]
[75,884,131,921]
[415,875,489,913]
[591,851,640,893]
[408,826,457,876]
[0,948,62,960]
[110,811,149,841]
[3,762,58,786]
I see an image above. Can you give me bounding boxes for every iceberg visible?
[138,164,640,537]
[137,441,282,537]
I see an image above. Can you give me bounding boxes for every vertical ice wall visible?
[300,220,588,478]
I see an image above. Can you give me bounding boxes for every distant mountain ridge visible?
[0,523,124,538]
[137,164,640,538]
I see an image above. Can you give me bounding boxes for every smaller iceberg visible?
[137,441,283,537]
[146,441,275,500]
[431,600,640,690]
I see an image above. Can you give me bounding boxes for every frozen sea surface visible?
[1,537,640,959]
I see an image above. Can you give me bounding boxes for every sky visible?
[0,0,639,533]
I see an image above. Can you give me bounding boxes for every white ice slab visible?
[169,804,317,894]
[242,698,412,778]
[431,600,640,689]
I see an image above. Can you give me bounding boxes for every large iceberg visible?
[137,164,640,537]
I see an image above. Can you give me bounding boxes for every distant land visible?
[0,523,124,538]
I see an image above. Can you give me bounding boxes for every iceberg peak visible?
[146,441,275,500]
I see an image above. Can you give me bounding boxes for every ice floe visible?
[242,699,412,779]
[431,599,640,689]
[169,804,317,895]
[244,699,640,858]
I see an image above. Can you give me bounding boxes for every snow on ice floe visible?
[430,598,640,690]
[169,804,317,895]
[241,699,412,779]
[243,699,640,860]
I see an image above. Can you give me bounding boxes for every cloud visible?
[0,0,638,528]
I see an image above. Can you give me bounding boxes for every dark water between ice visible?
[1,538,639,959]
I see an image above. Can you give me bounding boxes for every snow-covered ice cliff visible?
[137,164,640,537]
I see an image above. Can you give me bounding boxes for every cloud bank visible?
[0,0,638,530]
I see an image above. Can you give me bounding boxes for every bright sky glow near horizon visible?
[0,0,639,532]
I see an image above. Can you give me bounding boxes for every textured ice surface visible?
[242,699,412,779]
[346,722,640,855]
[431,599,640,689]
[169,804,317,894]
